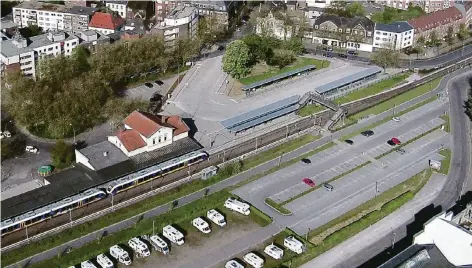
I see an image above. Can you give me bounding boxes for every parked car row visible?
[225,236,306,268]
[68,198,247,267]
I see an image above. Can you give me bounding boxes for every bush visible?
[268,49,296,69]
[51,140,74,169]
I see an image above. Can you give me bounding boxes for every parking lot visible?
[125,75,178,101]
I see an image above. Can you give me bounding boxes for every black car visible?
[144,83,153,88]
[301,158,311,164]
[217,45,225,51]
[347,50,358,55]
[155,80,164,86]
[323,52,333,58]
[361,130,374,137]
[396,148,406,154]
[345,139,354,145]
[339,54,348,59]
[387,140,396,146]
[150,93,163,102]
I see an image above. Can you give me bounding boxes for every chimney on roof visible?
[103,151,108,157]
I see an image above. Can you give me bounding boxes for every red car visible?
[303,178,316,187]
[391,137,401,145]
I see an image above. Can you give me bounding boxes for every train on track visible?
[1,150,208,236]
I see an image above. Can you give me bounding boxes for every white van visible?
[128,237,150,257]
[243,252,264,268]
[96,254,114,268]
[163,225,184,245]
[109,245,132,265]
[224,198,250,216]
[144,234,169,254]
[207,209,226,227]
[284,236,305,254]
[192,217,211,234]
[225,259,244,268]
[264,244,284,260]
[81,260,98,268]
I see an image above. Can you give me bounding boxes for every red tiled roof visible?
[122,111,173,137]
[407,7,462,31]
[115,129,146,152]
[165,115,190,137]
[88,12,124,30]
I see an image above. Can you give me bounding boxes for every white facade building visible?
[306,0,332,8]
[105,1,128,17]
[151,6,198,47]
[256,11,293,40]
[373,21,414,50]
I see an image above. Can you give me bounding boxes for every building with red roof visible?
[107,110,190,157]
[88,12,124,35]
[408,7,463,43]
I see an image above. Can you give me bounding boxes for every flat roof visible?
[166,6,196,20]
[1,137,201,220]
[14,2,68,12]
[1,32,78,58]
[221,95,300,132]
[78,141,129,171]
[230,105,298,132]
[242,65,316,91]
[66,6,97,16]
[1,180,43,201]
[315,67,382,94]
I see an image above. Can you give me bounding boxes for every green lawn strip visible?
[341,96,438,141]
[438,149,452,175]
[248,203,273,227]
[264,198,292,215]
[2,134,323,266]
[239,57,330,85]
[440,114,450,133]
[297,105,328,117]
[351,77,442,120]
[283,169,432,267]
[278,161,371,207]
[335,73,410,105]
[28,191,271,268]
[374,125,442,160]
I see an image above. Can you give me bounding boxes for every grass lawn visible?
[265,198,292,215]
[335,73,410,105]
[371,8,424,24]
[282,169,432,267]
[28,191,272,268]
[351,77,442,120]
[239,57,330,85]
[440,114,450,133]
[297,105,327,117]
[438,149,452,175]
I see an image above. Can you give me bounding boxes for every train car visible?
[106,150,208,195]
[1,189,106,236]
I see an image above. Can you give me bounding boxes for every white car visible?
[0,131,11,139]
[96,253,114,268]
[225,259,244,268]
[207,209,226,227]
[392,117,400,122]
[192,217,211,234]
[25,146,39,153]
[264,244,284,260]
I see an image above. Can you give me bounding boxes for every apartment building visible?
[151,6,198,47]
[256,11,294,40]
[65,0,88,7]
[373,21,414,50]
[1,31,79,77]
[408,6,463,43]
[12,2,96,33]
[76,30,111,52]
[376,0,455,13]
[154,0,178,22]
[105,0,128,17]
[88,12,125,35]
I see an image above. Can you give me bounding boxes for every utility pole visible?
[26,225,29,243]
[69,209,72,227]
[278,152,284,166]
[111,195,115,211]
[153,220,155,236]
[255,137,258,150]
[393,103,396,116]
[391,230,396,249]
[286,125,289,138]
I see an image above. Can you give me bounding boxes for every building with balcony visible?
[65,0,88,7]
[151,6,198,47]
[63,6,97,34]
[154,0,179,22]
[407,6,463,43]
[375,0,455,13]
[1,31,79,78]
[88,12,125,35]
[105,0,128,18]
[373,21,414,50]
[313,14,375,52]
[13,2,69,32]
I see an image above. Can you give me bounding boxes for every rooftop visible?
[408,7,462,31]
[106,0,128,5]
[0,18,18,31]
[77,140,129,171]
[166,6,197,20]
[123,111,187,138]
[65,5,97,16]
[315,67,382,94]
[89,12,124,30]
[116,129,147,152]
[14,2,68,12]
[379,244,456,268]
[315,13,375,31]
[375,21,413,33]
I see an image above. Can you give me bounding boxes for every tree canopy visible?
[51,140,75,169]
[325,1,365,18]
[222,40,251,79]
[371,48,400,71]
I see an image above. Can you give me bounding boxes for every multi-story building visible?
[408,6,463,43]
[1,31,79,77]
[105,0,128,17]
[151,6,198,47]
[154,0,178,22]
[65,0,87,7]
[76,30,111,52]
[373,21,414,50]
[305,0,332,8]
[256,11,294,40]
[88,12,125,35]
[313,14,375,52]
[376,0,455,13]
[63,6,97,34]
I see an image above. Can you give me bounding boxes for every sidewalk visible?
[300,173,447,268]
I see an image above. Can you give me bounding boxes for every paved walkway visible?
[300,173,448,268]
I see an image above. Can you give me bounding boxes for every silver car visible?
[322,183,334,191]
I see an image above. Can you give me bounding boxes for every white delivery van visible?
[81,260,98,268]
[144,234,169,254]
[243,252,264,268]
[192,217,211,234]
[224,197,250,216]
[163,225,184,245]
[225,259,244,268]
[109,245,132,265]
[128,237,150,258]
[207,209,226,227]
[264,244,284,260]
[284,236,305,254]
[96,253,113,268]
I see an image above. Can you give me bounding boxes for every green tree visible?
[445,26,455,48]
[19,25,43,38]
[241,33,269,65]
[457,23,470,47]
[465,77,472,121]
[283,37,304,54]
[51,140,75,169]
[222,40,251,79]
[428,30,441,54]
[371,47,400,72]
[346,2,365,17]
[268,49,296,69]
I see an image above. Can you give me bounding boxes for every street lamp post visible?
[69,123,76,145]
[4,120,12,132]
